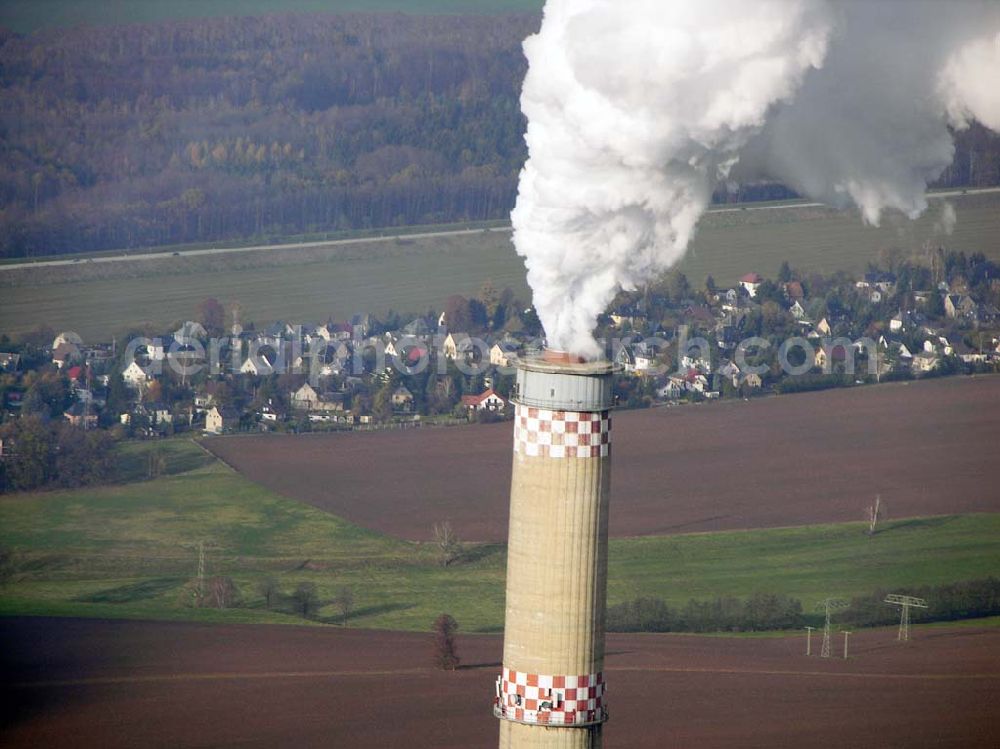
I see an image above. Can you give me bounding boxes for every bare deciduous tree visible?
[292,582,320,618]
[257,577,280,609]
[148,447,167,479]
[210,576,238,609]
[866,495,886,536]
[0,547,16,587]
[337,585,354,626]
[433,521,463,567]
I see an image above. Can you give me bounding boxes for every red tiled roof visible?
[740,272,762,283]
[460,388,505,407]
[784,281,804,299]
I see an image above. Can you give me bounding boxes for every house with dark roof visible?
[944,294,978,321]
[64,402,98,429]
[856,271,897,292]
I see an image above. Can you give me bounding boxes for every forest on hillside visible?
[1,12,1000,259]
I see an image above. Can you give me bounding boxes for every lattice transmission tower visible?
[196,540,205,599]
[817,598,848,658]
[884,594,928,641]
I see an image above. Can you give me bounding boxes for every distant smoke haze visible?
[935,202,958,237]
[511,0,1000,357]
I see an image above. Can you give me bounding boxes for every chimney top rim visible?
[514,350,619,376]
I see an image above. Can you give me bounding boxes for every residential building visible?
[205,406,240,434]
[460,388,507,412]
[174,321,208,345]
[739,272,762,298]
[240,351,276,376]
[912,351,940,373]
[442,332,473,361]
[63,402,98,429]
[291,383,320,410]
[657,377,685,400]
[52,342,81,369]
[391,386,415,411]
[122,361,149,389]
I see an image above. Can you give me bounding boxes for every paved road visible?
[2,186,997,272]
[0,226,507,271]
[706,185,1000,214]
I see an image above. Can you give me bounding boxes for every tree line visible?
[0,415,115,492]
[607,577,1000,633]
[2,13,1000,258]
[0,13,535,257]
[607,593,804,634]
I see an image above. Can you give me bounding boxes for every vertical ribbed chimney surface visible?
[495,351,617,749]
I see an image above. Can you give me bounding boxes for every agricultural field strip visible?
[12,664,999,690]
[205,376,1000,544]
[3,187,995,273]
[4,192,999,340]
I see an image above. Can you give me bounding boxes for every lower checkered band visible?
[513,404,611,459]
[493,667,607,726]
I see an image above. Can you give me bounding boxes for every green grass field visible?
[2,440,998,632]
[0,1,545,34]
[3,194,999,342]
[113,439,216,483]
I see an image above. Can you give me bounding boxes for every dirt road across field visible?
[206,375,1000,542]
[2,617,997,748]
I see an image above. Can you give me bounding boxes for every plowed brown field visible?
[3,617,997,748]
[206,375,1000,541]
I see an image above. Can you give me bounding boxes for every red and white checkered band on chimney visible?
[513,404,611,458]
[494,667,607,726]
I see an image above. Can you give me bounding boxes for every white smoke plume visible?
[511,0,1000,357]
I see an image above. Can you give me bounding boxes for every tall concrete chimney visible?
[495,350,616,749]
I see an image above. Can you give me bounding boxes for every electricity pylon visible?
[196,540,205,600]
[884,594,928,641]
[181,540,212,606]
[817,598,849,658]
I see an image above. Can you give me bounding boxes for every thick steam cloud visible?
[511,0,1000,358]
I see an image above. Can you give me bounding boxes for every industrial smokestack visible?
[495,350,617,748]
